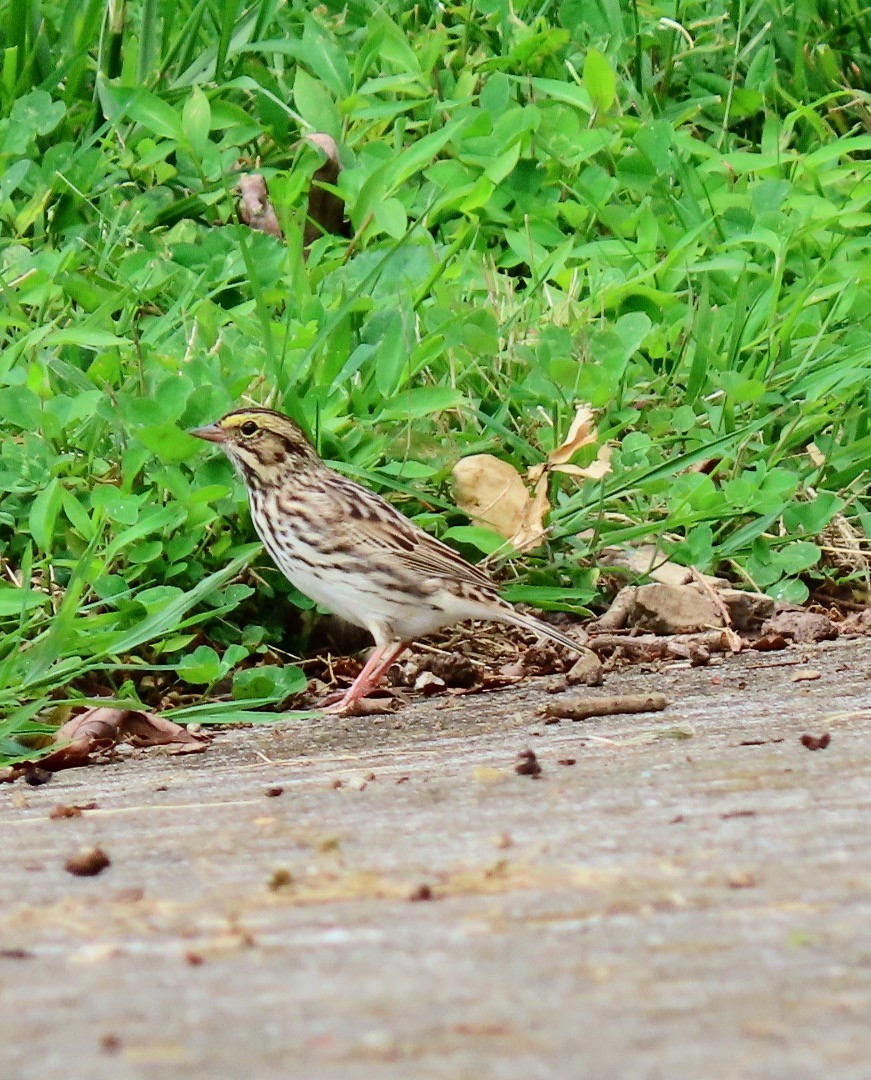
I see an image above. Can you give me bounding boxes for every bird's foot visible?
[319,641,408,715]
[321,692,397,716]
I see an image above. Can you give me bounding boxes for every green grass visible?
[1,0,869,759]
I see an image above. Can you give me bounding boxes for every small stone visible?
[762,608,839,644]
[514,749,542,777]
[566,649,604,686]
[267,868,294,892]
[100,1034,122,1056]
[630,583,723,634]
[800,733,830,751]
[65,847,111,877]
[24,766,52,787]
[413,670,446,696]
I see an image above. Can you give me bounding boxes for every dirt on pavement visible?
[2,638,870,1079]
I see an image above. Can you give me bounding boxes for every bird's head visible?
[189,408,320,484]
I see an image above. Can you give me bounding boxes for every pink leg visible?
[322,641,408,714]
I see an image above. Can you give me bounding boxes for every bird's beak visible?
[189,423,228,444]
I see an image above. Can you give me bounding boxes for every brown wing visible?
[357,513,498,592]
[321,471,499,594]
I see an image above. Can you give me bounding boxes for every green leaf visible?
[176,645,222,685]
[70,548,259,662]
[232,664,307,702]
[441,525,508,555]
[583,49,617,115]
[373,314,409,398]
[783,494,843,536]
[182,86,211,157]
[137,423,201,462]
[0,386,41,429]
[374,197,407,239]
[3,90,66,153]
[771,578,809,604]
[61,490,97,540]
[0,586,45,618]
[46,327,130,348]
[353,119,468,226]
[500,584,593,615]
[125,90,184,141]
[293,68,340,136]
[302,12,352,96]
[375,387,465,421]
[775,541,821,576]
[29,478,63,554]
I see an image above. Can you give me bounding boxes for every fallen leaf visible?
[514,469,551,552]
[472,765,504,784]
[452,403,609,551]
[452,454,547,551]
[3,707,208,779]
[528,404,612,480]
[550,445,612,479]
[528,445,612,483]
[303,132,346,246]
[548,404,598,465]
[237,174,282,239]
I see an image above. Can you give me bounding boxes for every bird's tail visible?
[493,604,587,654]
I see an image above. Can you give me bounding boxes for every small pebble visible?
[65,846,111,877]
[800,733,830,751]
[515,749,542,777]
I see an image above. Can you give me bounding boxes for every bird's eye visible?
[240,420,258,437]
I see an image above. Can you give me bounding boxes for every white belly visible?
[256,523,457,643]
[251,496,491,644]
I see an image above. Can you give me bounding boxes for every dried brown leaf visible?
[548,404,598,466]
[452,408,610,552]
[452,455,547,551]
[118,710,205,747]
[5,707,208,779]
[237,174,282,239]
[513,472,550,552]
[303,132,346,245]
[552,443,613,479]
